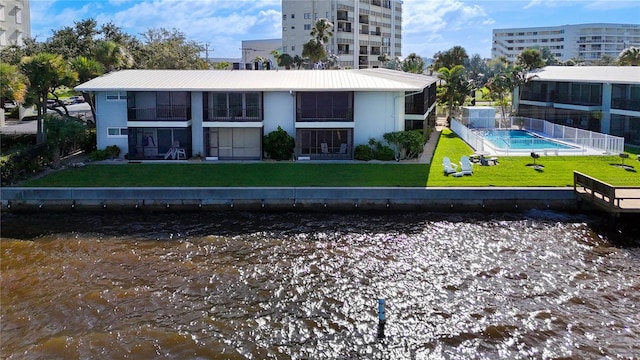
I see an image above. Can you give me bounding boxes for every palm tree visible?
[517,48,545,71]
[71,56,105,121]
[486,73,511,123]
[310,18,333,47]
[401,53,425,74]
[277,53,294,69]
[302,39,325,66]
[508,65,538,116]
[437,65,468,121]
[617,46,640,66]
[95,40,134,72]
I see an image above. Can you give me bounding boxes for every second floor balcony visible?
[128,105,191,121]
[612,98,640,112]
[204,105,262,121]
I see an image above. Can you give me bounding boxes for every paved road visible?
[1,103,92,134]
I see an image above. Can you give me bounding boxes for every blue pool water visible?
[481,129,576,150]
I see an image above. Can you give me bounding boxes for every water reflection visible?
[1,211,639,359]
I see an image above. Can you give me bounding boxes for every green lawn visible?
[428,129,639,187]
[22,163,430,187]
[18,129,639,187]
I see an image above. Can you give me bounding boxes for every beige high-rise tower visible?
[0,0,30,49]
[282,0,402,69]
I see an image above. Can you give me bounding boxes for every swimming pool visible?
[480,129,577,150]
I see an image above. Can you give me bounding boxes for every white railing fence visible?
[453,116,625,154]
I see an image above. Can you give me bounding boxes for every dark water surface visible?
[1,211,639,359]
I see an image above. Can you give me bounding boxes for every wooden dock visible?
[574,171,640,216]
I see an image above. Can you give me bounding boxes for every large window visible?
[205,92,261,121]
[204,127,261,160]
[297,92,353,121]
[297,129,352,159]
[127,127,191,160]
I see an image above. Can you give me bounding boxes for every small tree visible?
[383,130,425,160]
[44,114,87,169]
[263,126,295,160]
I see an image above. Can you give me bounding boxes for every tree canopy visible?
[618,46,640,66]
[401,53,425,74]
[432,46,469,71]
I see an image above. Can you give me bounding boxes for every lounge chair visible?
[459,155,473,175]
[442,157,458,175]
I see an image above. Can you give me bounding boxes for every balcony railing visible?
[612,98,640,112]
[128,105,190,121]
[555,95,601,107]
[205,105,262,121]
[296,109,353,122]
[338,28,352,33]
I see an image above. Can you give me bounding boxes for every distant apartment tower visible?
[0,0,30,49]
[282,0,402,69]
[492,23,640,63]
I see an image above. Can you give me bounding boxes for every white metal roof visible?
[75,68,438,92]
[528,66,640,85]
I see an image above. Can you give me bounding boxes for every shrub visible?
[264,126,295,160]
[88,145,120,161]
[354,144,374,161]
[383,130,426,160]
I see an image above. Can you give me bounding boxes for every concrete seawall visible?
[0,187,593,213]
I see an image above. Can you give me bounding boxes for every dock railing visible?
[574,171,640,214]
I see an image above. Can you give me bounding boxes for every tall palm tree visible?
[617,46,640,66]
[95,40,134,72]
[310,18,333,47]
[486,73,511,122]
[71,56,105,121]
[437,65,468,121]
[508,65,538,116]
[401,53,425,74]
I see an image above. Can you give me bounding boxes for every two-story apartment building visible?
[75,69,437,160]
[515,66,640,146]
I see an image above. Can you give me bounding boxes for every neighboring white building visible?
[515,66,640,146]
[492,23,640,63]
[282,0,402,69]
[75,69,437,161]
[241,38,282,70]
[0,0,30,49]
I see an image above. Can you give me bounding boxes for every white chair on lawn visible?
[459,155,473,175]
[442,157,458,175]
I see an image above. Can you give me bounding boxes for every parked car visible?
[47,99,60,108]
[71,95,85,104]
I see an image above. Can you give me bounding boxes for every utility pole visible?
[200,42,213,64]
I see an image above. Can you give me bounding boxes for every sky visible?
[29,0,640,60]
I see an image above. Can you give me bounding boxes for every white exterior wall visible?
[263,92,296,135]
[353,91,402,145]
[95,92,128,156]
[191,92,203,156]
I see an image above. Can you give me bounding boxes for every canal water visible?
[1,211,639,359]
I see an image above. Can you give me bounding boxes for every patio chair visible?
[321,143,329,154]
[442,157,458,175]
[339,143,348,154]
[459,155,473,175]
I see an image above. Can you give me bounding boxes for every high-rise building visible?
[492,23,640,63]
[282,0,402,69]
[0,0,30,49]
